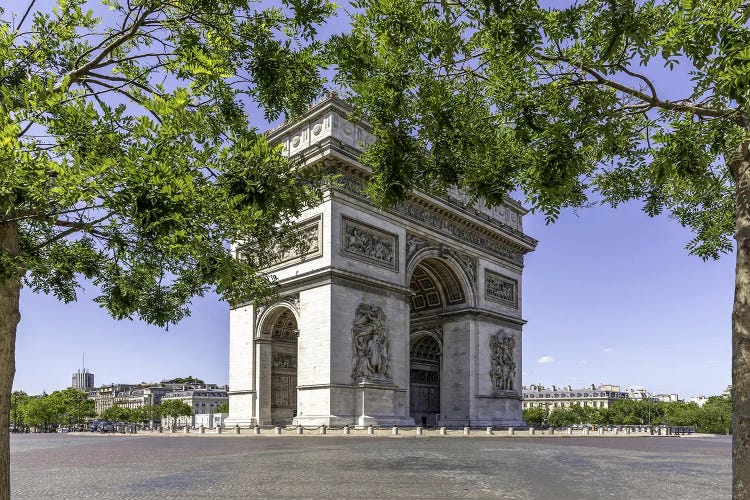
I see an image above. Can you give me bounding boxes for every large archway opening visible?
[408,257,466,427]
[268,307,298,425]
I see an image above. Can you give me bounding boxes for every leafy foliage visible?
[528,397,732,434]
[0,0,334,325]
[215,402,229,413]
[12,389,95,431]
[331,0,750,258]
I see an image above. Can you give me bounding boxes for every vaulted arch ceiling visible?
[409,258,465,312]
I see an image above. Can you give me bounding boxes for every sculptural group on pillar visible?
[490,332,516,392]
[351,303,392,382]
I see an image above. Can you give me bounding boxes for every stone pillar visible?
[253,426,260,435]
[583,427,589,436]
[297,426,304,435]
[529,427,535,436]
[368,425,374,435]
[598,427,604,435]
[235,425,240,435]
[320,425,327,435]
[416,426,423,436]
[227,303,257,427]
[217,426,222,434]
[200,425,205,434]
[392,426,399,435]
[439,427,447,436]
[508,427,514,436]
[274,426,281,435]
[184,426,189,434]
[566,427,573,435]
[343,425,350,435]
[549,427,554,435]
[464,427,470,435]
[486,427,493,435]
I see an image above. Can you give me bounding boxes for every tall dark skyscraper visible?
[71,353,94,390]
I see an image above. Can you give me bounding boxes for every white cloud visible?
[577,360,589,366]
[537,356,555,364]
[603,347,615,353]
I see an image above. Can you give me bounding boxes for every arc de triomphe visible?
[226,95,537,428]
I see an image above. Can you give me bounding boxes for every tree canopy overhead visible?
[332,0,744,258]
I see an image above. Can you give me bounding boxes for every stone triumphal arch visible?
[226,95,537,428]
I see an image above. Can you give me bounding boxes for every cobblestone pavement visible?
[10,433,730,499]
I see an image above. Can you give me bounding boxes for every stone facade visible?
[226,95,537,428]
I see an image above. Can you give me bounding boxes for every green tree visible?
[9,391,28,431]
[100,405,135,423]
[136,404,161,426]
[166,377,204,385]
[22,395,59,432]
[158,399,194,429]
[49,388,95,428]
[0,0,332,497]
[215,402,229,414]
[332,1,750,493]
[547,407,576,428]
[522,406,547,427]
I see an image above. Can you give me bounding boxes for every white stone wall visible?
[227,304,255,426]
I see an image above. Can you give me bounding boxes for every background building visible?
[161,388,228,428]
[522,384,629,410]
[71,369,94,391]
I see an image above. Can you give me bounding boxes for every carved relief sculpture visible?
[489,332,516,392]
[342,217,398,270]
[351,303,392,382]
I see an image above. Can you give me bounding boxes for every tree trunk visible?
[735,142,750,500]
[0,220,21,500]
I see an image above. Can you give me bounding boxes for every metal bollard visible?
[486,426,493,435]
[464,427,470,436]
[439,427,447,436]
[253,426,260,435]
[416,426,423,436]
[343,425,350,435]
[508,427,515,436]
[368,425,374,435]
[296,426,303,435]
[320,425,327,435]
[274,426,281,435]
[392,426,399,435]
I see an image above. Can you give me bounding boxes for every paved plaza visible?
[10,433,730,499]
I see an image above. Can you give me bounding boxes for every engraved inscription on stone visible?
[489,332,515,393]
[351,303,392,382]
[273,352,297,369]
[486,270,518,307]
[342,217,398,271]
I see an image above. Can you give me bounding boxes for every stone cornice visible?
[439,308,527,328]
[276,266,412,298]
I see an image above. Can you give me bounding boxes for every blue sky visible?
[9,0,734,399]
